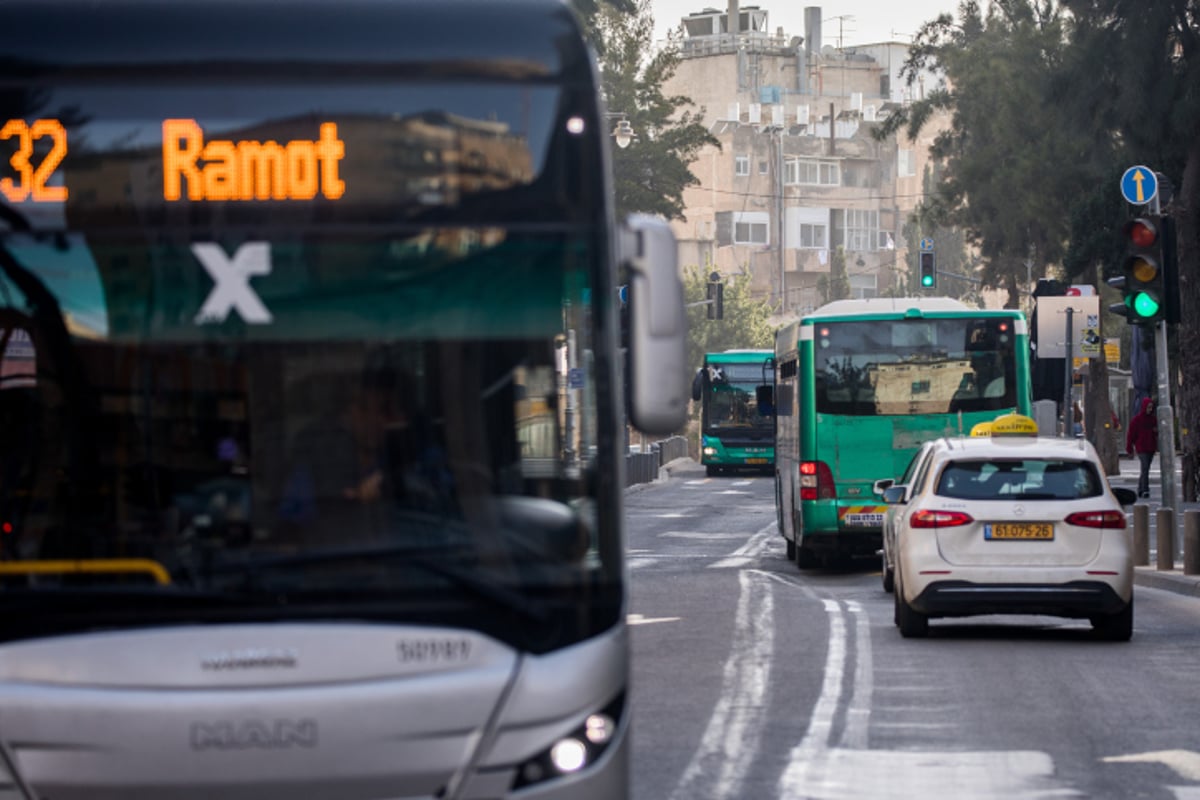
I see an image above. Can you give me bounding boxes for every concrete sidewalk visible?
[1109,454,1200,598]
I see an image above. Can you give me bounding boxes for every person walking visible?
[1126,397,1158,499]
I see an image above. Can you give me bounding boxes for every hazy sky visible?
[648,0,957,47]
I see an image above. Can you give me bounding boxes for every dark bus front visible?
[0,2,642,798]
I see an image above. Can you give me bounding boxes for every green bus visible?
[774,298,1031,567]
[691,349,776,476]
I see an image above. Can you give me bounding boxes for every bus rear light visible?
[910,509,974,528]
[799,461,835,501]
[1065,510,1127,529]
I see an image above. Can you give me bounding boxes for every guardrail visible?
[625,435,690,487]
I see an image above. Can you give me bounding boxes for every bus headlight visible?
[703,446,716,456]
[512,696,623,790]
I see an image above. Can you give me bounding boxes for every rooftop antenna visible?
[824,14,855,49]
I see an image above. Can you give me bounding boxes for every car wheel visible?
[706,465,720,477]
[895,579,928,638]
[881,549,894,593]
[1092,599,1133,642]
[785,538,796,561]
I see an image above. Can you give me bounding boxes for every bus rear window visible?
[813,318,1017,416]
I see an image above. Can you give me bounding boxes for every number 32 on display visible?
[1,119,68,203]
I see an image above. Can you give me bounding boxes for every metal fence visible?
[624,435,690,488]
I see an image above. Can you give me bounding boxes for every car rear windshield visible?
[936,458,1105,500]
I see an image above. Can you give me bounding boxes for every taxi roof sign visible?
[970,421,993,437]
[990,413,1038,437]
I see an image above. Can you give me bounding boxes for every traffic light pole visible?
[1151,192,1179,553]
[1156,317,1179,551]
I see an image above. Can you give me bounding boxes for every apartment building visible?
[662,3,948,317]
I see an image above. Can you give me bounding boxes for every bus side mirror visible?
[756,385,774,415]
[622,215,687,434]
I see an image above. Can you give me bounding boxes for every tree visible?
[681,264,775,378]
[816,247,851,305]
[580,0,720,220]
[875,1,1105,309]
[1059,0,1200,492]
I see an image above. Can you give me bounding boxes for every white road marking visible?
[710,522,777,569]
[659,531,748,540]
[666,570,774,800]
[1103,750,1200,781]
[627,613,681,626]
[776,600,1079,799]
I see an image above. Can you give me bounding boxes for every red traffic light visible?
[1125,218,1158,248]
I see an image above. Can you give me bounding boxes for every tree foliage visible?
[580,0,720,220]
[875,0,1109,308]
[681,265,776,377]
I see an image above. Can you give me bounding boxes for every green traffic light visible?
[1131,292,1161,319]
[921,274,934,287]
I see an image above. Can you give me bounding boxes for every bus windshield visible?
[0,82,614,655]
[813,317,1017,416]
[704,362,774,430]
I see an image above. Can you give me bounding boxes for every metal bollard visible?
[1157,507,1175,571]
[1185,510,1200,576]
[1132,504,1150,567]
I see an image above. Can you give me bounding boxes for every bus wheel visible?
[795,544,818,569]
[785,538,796,561]
[706,465,721,477]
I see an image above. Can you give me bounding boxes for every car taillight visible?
[909,509,974,528]
[1064,510,1127,529]
[799,461,836,501]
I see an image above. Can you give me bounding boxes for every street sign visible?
[1034,295,1100,359]
[919,238,934,251]
[1120,165,1158,206]
[1079,312,1101,356]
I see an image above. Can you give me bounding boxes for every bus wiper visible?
[209,543,549,624]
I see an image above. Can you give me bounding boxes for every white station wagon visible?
[876,415,1138,640]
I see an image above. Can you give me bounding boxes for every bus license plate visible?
[746,458,768,464]
[843,513,883,527]
[985,523,1053,540]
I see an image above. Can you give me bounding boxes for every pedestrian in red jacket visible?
[1126,397,1158,499]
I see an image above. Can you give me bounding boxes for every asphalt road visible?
[626,461,1200,800]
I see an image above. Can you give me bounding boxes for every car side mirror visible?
[872,478,894,498]
[882,485,907,504]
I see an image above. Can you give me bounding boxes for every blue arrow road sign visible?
[919,238,934,251]
[1120,165,1157,206]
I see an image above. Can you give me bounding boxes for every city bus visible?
[0,2,688,798]
[691,349,775,475]
[774,297,1031,567]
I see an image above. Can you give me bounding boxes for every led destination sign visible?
[2,118,347,205]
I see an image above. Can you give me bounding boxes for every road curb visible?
[1134,567,1200,597]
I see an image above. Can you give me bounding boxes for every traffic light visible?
[919,250,936,288]
[706,272,724,319]
[1108,215,1166,325]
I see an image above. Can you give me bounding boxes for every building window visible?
[798,223,828,249]
[759,160,769,175]
[735,154,750,176]
[843,209,879,252]
[850,272,878,299]
[784,158,840,186]
[898,149,916,177]
[735,221,769,244]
